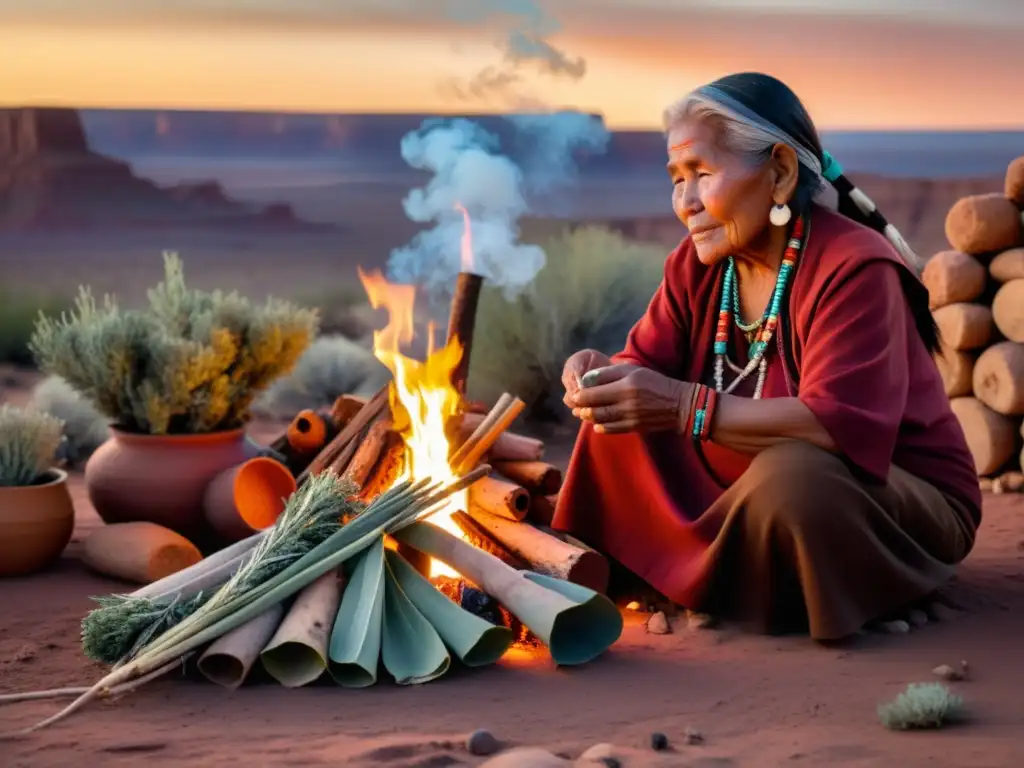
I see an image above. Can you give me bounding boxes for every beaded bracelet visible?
[690,385,718,442]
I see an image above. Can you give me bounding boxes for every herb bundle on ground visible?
[81,472,359,665]
[30,252,319,435]
[0,464,489,737]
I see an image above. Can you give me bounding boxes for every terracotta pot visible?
[85,428,256,548]
[0,469,75,577]
[204,457,297,543]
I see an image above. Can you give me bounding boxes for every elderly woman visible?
[554,73,980,641]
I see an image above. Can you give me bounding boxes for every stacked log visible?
[932,154,1024,490]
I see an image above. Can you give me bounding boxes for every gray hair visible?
[662,88,837,210]
[663,86,924,271]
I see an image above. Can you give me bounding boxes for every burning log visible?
[527,494,559,527]
[451,511,529,570]
[457,412,544,462]
[297,387,389,485]
[330,394,369,430]
[466,508,609,594]
[493,461,562,496]
[468,476,530,522]
[358,430,405,501]
[342,420,393,489]
[446,271,484,396]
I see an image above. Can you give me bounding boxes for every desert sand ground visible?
[1,367,1023,768]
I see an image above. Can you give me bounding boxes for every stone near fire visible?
[467,729,501,757]
[649,731,670,752]
[645,611,671,635]
[684,727,704,745]
[932,664,965,682]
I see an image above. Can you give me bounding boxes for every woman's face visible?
[666,120,777,266]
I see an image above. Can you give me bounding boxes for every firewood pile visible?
[927,154,1024,493]
[267,391,605,595]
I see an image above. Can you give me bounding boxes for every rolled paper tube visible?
[492,460,562,496]
[446,271,484,396]
[203,457,297,544]
[467,476,530,522]
[394,522,622,666]
[457,412,544,462]
[287,409,328,454]
[380,555,451,684]
[328,539,386,688]
[466,508,609,594]
[260,569,347,688]
[197,604,285,689]
[455,398,526,474]
[386,550,513,667]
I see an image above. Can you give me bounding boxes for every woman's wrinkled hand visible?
[569,363,693,434]
[561,349,613,407]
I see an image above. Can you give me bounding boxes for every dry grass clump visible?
[29,375,110,467]
[877,682,964,730]
[30,252,318,435]
[0,403,65,486]
[468,226,665,421]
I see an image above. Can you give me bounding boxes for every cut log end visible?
[944,193,1022,256]
[949,397,1019,476]
[992,280,1024,343]
[972,341,1024,416]
[934,345,974,398]
[932,303,994,351]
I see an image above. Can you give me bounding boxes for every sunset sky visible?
[2,0,1023,130]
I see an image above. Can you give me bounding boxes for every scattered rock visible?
[960,659,971,678]
[907,609,929,628]
[685,727,704,745]
[467,729,501,757]
[481,747,567,767]
[876,619,911,634]
[650,732,669,752]
[686,610,716,630]
[13,645,37,663]
[993,477,1005,494]
[645,611,672,635]
[1001,471,1024,493]
[932,664,963,681]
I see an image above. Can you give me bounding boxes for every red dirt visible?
[1,406,1023,765]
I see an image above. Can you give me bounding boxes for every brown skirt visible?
[554,436,977,641]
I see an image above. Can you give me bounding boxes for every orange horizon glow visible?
[3,10,1024,131]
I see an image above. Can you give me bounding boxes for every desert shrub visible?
[467,226,666,420]
[0,403,65,486]
[0,291,66,366]
[877,683,964,730]
[30,375,110,467]
[30,252,319,435]
[255,334,392,419]
[299,283,377,341]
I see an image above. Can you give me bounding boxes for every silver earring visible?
[769,203,792,227]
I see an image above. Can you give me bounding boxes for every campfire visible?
[282,206,610,634]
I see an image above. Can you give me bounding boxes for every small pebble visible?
[645,611,671,635]
[993,477,1005,494]
[480,747,566,767]
[685,727,704,745]
[467,729,501,757]
[686,611,716,630]
[650,732,669,752]
[1002,471,1024,493]
[876,619,910,635]
[907,609,929,628]
[932,664,964,682]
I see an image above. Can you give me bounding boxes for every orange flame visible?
[356,267,468,579]
[454,202,475,273]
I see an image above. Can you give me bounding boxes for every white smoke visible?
[386,112,609,299]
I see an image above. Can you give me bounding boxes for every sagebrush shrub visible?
[0,291,66,366]
[0,404,65,486]
[467,226,666,420]
[30,375,110,467]
[30,252,319,435]
[877,682,964,730]
[255,335,392,419]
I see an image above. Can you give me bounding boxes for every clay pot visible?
[204,457,297,543]
[85,428,256,549]
[0,469,75,577]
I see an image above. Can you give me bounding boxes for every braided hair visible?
[664,72,938,352]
